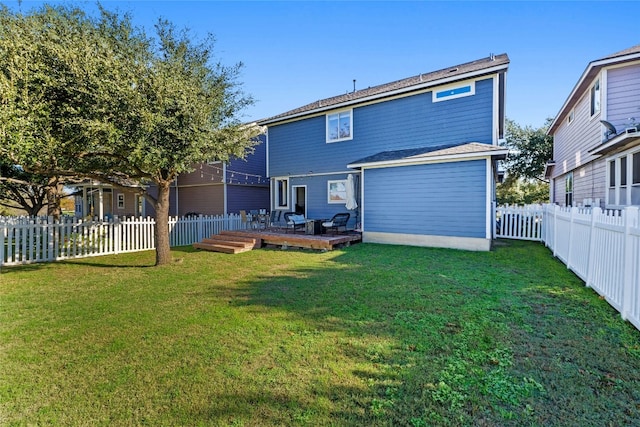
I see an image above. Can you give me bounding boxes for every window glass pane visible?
[632,186,640,205]
[327,114,339,140]
[621,157,628,186]
[338,113,351,138]
[609,160,616,187]
[277,179,288,207]
[634,153,640,184]
[591,79,600,116]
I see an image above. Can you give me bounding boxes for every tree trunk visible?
[46,177,63,220]
[154,181,172,266]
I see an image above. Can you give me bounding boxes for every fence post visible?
[566,207,578,271]
[0,223,5,271]
[622,206,639,320]
[198,214,204,243]
[552,205,559,256]
[585,207,602,288]
[114,216,121,254]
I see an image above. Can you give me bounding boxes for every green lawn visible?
[1,240,640,426]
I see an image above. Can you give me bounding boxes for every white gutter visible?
[348,148,509,169]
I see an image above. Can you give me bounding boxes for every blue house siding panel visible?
[269,77,495,177]
[228,134,267,178]
[364,160,487,238]
[227,184,270,214]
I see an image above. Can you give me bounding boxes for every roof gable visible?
[549,44,640,134]
[259,54,509,125]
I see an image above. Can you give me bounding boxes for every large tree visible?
[497,118,554,205]
[0,160,49,216]
[0,4,258,265]
[502,118,554,183]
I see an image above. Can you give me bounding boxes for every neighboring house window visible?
[567,109,574,124]
[608,150,640,206]
[117,194,125,209]
[634,152,640,205]
[275,178,289,208]
[327,180,347,204]
[326,110,352,142]
[590,79,600,117]
[620,157,628,205]
[432,81,476,103]
[565,172,573,207]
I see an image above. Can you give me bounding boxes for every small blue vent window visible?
[432,81,475,103]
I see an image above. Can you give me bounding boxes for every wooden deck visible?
[222,229,362,251]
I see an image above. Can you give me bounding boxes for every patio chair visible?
[240,210,258,229]
[322,213,350,235]
[283,212,306,233]
[267,210,282,230]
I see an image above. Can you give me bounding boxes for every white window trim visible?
[589,77,601,119]
[327,179,348,204]
[274,177,290,209]
[567,108,575,125]
[432,80,476,103]
[565,172,573,207]
[606,146,640,208]
[326,109,353,143]
[117,193,125,209]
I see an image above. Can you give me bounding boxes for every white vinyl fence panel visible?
[1,214,245,268]
[497,204,640,332]
[495,205,544,241]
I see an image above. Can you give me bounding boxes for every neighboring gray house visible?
[547,45,640,208]
[259,54,509,251]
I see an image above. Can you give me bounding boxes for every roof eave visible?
[259,63,509,126]
[347,148,509,169]
[588,132,640,157]
[548,51,640,135]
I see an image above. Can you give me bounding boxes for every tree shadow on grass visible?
[225,241,640,426]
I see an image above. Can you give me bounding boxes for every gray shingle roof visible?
[348,142,508,168]
[259,54,509,125]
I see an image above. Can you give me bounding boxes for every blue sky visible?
[5,1,639,127]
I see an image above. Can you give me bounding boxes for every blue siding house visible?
[259,55,509,250]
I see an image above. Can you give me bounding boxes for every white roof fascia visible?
[347,148,509,170]
[261,64,509,126]
[589,132,640,156]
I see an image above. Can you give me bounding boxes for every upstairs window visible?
[326,110,352,142]
[567,109,575,124]
[590,79,601,117]
[432,81,476,103]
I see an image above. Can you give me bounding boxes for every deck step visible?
[193,233,261,254]
[193,242,252,254]
[201,237,253,249]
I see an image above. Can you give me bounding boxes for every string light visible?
[193,163,268,186]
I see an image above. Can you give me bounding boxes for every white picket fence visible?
[497,204,640,331]
[0,214,245,268]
